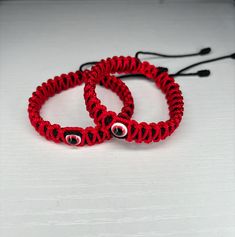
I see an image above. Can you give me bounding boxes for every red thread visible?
[84,56,184,143]
[28,71,134,147]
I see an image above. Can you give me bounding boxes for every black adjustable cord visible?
[135,47,211,59]
[170,70,211,78]
[79,48,211,72]
[172,53,235,76]
[78,49,234,79]
[116,70,210,79]
[118,52,234,79]
[117,67,211,79]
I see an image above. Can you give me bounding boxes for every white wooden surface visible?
[0,1,235,237]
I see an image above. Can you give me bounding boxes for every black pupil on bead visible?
[114,127,124,136]
[68,136,78,145]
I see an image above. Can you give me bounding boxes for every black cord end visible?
[197,70,210,77]
[230,53,235,59]
[199,47,211,55]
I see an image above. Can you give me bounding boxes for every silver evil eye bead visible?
[111,122,128,138]
[65,134,81,146]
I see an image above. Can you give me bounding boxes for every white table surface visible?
[0,1,235,237]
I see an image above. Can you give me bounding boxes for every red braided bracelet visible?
[28,71,134,147]
[84,56,184,143]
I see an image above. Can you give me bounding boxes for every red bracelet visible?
[84,56,184,143]
[28,71,134,147]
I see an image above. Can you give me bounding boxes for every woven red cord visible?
[28,70,134,146]
[84,56,184,143]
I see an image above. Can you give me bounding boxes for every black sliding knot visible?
[158,67,168,73]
